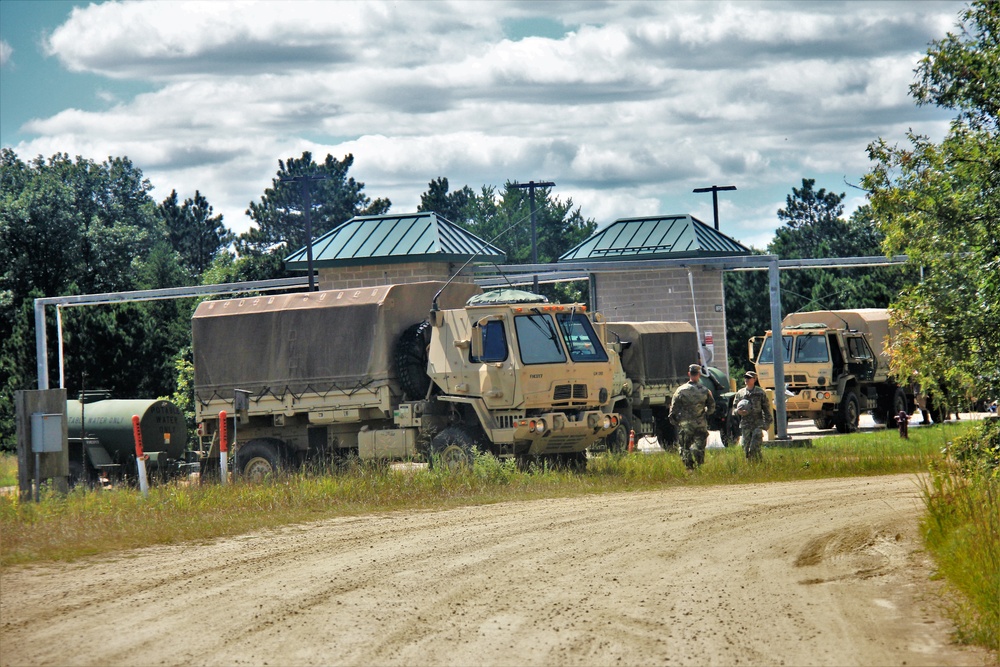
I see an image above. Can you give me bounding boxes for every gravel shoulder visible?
[0,474,992,667]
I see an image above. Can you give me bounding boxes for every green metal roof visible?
[285,212,506,269]
[558,214,750,262]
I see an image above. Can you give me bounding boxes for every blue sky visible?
[0,1,963,249]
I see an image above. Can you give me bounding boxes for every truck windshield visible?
[514,313,566,364]
[757,335,792,364]
[794,334,829,363]
[556,312,609,362]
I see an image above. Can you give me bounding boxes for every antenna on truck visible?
[430,211,534,314]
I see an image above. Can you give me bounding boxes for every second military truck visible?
[192,282,621,476]
[749,308,914,432]
[602,321,737,451]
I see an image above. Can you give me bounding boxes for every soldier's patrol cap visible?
[745,371,758,379]
[688,364,702,374]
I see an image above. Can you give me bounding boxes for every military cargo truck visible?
[192,282,620,477]
[749,309,914,432]
[600,321,737,451]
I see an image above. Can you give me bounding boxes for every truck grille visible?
[783,374,809,385]
[553,384,588,401]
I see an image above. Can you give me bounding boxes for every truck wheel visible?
[430,427,474,470]
[813,416,834,430]
[395,320,432,400]
[236,439,283,482]
[893,388,909,416]
[606,413,632,453]
[835,392,860,433]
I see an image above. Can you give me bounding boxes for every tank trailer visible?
[192,282,621,476]
[750,309,914,432]
[66,395,194,486]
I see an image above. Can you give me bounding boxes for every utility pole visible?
[510,180,555,293]
[692,185,737,231]
[280,174,328,291]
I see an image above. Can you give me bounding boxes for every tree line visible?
[1,1,995,449]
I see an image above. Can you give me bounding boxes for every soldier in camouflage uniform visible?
[732,371,773,462]
[669,364,716,470]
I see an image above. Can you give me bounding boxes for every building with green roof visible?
[285,211,504,290]
[556,214,751,374]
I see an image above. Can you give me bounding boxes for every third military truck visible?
[749,309,914,432]
[191,282,621,476]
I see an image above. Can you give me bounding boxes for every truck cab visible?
[419,291,620,466]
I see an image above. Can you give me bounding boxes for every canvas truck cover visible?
[192,281,481,403]
[781,309,895,363]
[606,322,698,386]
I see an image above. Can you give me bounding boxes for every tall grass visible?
[920,418,1000,651]
[0,423,970,567]
[0,453,17,487]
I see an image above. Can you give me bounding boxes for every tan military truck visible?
[191,282,620,476]
[749,309,913,432]
[600,321,739,451]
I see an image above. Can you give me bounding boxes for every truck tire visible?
[656,420,677,452]
[395,320,432,400]
[813,416,834,430]
[235,439,283,482]
[606,413,632,453]
[835,391,860,433]
[430,426,474,470]
[873,387,908,425]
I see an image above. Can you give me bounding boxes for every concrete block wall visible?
[317,261,476,290]
[594,267,730,375]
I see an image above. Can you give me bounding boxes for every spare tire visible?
[395,320,432,400]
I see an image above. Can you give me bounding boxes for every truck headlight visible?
[532,419,546,433]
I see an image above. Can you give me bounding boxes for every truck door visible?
[473,317,517,409]
[845,335,876,382]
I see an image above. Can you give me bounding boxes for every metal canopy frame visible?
[34,254,909,441]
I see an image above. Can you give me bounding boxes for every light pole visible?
[280,174,327,291]
[692,185,737,231]
[510,180,555,293]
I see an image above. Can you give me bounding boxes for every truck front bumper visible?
[507,411,619,455]
[783,389,838,416]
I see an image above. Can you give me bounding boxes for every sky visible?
[0,0,964,250]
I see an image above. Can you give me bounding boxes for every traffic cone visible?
[628,429,636,452]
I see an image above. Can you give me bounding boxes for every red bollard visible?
[219,410,229,485]
[131,415,149,497]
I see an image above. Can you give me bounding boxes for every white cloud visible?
[0,40,11,68]
[6,0,965,242]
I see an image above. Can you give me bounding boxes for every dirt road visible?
[0,474,991,667]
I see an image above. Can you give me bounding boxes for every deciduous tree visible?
[864,1,999,406]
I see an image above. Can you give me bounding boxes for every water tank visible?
[66,399,187,461]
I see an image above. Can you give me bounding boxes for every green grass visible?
[0,453,17,487]
[922,469,1000,651]
[0,423,969,567]
[919,418,1000,652]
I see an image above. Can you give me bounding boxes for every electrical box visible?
[394,403,422,428]
[31,413,64,453]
